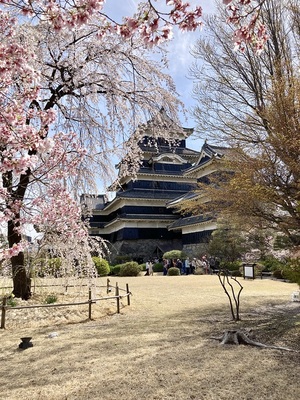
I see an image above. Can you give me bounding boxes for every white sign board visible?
[243,265,255,279]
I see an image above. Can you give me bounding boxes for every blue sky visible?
[102,1,217,150]
[165,0,216,150]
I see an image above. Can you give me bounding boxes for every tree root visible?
[211,330,298,352]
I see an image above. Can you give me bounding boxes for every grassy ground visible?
[0,275,299,400]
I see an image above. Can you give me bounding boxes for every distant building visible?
[82,120,230,263]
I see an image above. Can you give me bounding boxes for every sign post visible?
[243,264,255,279]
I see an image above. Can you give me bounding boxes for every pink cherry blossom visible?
[0,1,269,298]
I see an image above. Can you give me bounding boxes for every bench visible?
[260,271,272,279]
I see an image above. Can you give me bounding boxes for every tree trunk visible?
[211,330,297,352]
[12,257,31,300]
[8,220,31,300]
[4,105,40,301]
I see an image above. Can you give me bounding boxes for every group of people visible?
[162,255,219,275]
[145,255,220,276]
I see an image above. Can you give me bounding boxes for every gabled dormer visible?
[151,153,189,165]
[196,141,227,166]
[183,141,231,179]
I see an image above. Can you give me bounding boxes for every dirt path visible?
[0,275,299,400]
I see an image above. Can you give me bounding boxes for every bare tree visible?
[218,269,243,321]
[188,0,300,245]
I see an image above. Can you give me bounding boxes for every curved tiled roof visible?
[116,189,188,200]
[168,214,213,229]
[141,145,200,157]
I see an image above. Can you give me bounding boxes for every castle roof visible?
[116,189,188,200]
[182,141,232,177]
[168,214,214,230]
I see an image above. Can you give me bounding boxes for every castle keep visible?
[82,119,229,263]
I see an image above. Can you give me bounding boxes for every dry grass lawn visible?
[0,275,300,400]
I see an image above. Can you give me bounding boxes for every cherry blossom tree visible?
[0,0,268,299]
[0,15,184,299]
[223,0,268,52]
[2,1,268,48]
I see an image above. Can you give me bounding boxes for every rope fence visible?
[0,279,131,329]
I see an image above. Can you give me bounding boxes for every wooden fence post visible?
[126,283,130,306]
[107,278,110,294]
[1,297,7,329]
[115,283,120,314]
[88,288,92,320]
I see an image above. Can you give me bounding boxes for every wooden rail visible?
[0,279,131,329]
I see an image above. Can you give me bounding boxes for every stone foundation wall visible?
[109,239,182,264]
[108,239,212,264]
[183,243,210,259]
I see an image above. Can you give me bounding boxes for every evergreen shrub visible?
[110,265,121,276]
[163,250,186,260]
[220,261,242,271]
[92,257,110,276]
[272,269,284,279]
[261,256,284,271]
[119,262,141,276]
[153,262,163,273]
[44,294,58,304]
[231,270,242,277]
[167,267,180,276]
[282,259,300,286]
[140,263,146,271]
[6,295,17,307]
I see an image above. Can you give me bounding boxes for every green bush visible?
[119,262,141,277]
[260,256,285,272]
[92,257,110,276]
[110,265,121,276]
[44,294,58,304]
[167,267,180,276]
[272,269,284,279]
[153,262,163,273]
[231,270,242,277]
[220,261,242,271]
[140,263,146,271]
[163,250,186,260]
[282,259,300,286]
[34,257,62,277]
[6,295,17,307]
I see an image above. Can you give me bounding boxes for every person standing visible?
[163,259,168,275]
[209,256,217,273]
[184,257,190,275]
[176,258,183,274]
[201,255,210,274]
[191,258,197,274]
[145,260,151,276]
[195,258,202,272]
[148,260,153,276]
